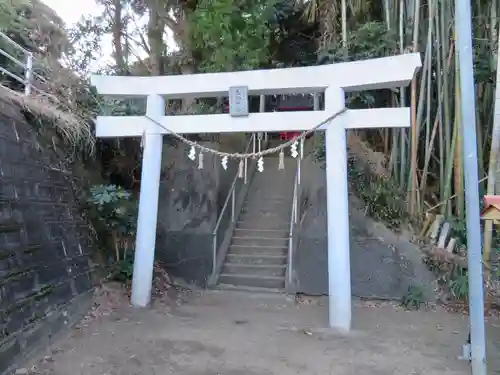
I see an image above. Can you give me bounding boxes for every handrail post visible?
[294,188,298,224]
[297,157,301,186]
[288,166,299,290]
[231,188,235,222]
[288,233,293,285]
[24,52,33,96]
[212,233,217,278]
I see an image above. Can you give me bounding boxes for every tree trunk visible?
[147,6,165,76]
[113,0,127,73]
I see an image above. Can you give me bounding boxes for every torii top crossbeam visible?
[91,53,421,136]
[92,54,420,98]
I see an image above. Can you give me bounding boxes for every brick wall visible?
[0,98,94,374]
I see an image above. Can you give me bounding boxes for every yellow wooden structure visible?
[480,195,500,224]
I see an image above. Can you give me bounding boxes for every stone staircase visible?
[218,155,296,290]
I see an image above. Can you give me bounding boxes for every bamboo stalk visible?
[399,0,407,187]
[421,42,455,200]
[453,43,465,219]
[424,0,434,207]
[408,0,422,215]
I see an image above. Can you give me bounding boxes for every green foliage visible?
[402,284,425,310]
[349,160,407,229]
[448,266,469,301]
[0,0,67,56]
[0,0,29,32]
[87,184,137,237]
[319,21,398,63]
[315,137,406,229]
[190,0,276,72]
[112,254,134,282]
[473,40,496,85]
[67,14,108,75]
[447,217,468,246]
[318,22,399,108]
[86,184,137,282]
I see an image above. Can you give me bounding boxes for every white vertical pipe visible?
[455,1,487,373]
[324,87,351,332]
[231,188,235,222]
[292,186,299,224]
[24,53,33,96]
[130,94,164,308]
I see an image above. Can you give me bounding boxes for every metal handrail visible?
[211,133,256,277]
[0,30,49,96]
[287,95,320,286]
[288,162,300,285]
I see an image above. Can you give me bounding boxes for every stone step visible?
[234,225,289,233]
[238,213,291,225]
[231,236,288,248]
[249,187,293,194]
[250,173,294,180]
[240,206,291,217]
[218,273,285,289]
[242,202,292,211]
[228,244,287,255]
[243,194,293,203]
[239,205,291,213]
[251,169,295,176]
[214,283,284,294]
[222,263,286,277]
[240,203,291,211]
[216,155,298,290]
[251,168,294,175]
[226,253,287,266]
[251,173,295,180]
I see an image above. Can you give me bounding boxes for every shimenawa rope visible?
[143,107,348,159]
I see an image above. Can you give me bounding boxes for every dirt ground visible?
[17,286,500,375]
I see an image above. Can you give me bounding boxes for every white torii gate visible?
[91,53,421,332]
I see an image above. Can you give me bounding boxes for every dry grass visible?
[347,131,389,178]
[0,84,95,153]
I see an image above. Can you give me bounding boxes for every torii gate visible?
[91,53,421,332]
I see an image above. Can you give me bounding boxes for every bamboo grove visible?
[312,0,496,218]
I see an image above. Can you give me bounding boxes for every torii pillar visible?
[91,53,421,332]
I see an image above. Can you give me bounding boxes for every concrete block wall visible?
[0,98,94,374]
[291,154,329,295]
[156,141,238,286]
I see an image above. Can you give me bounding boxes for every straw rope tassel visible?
[198,152,204,169]
[278,149,285,170]
[244,158,248,184]
[238,159,244,178]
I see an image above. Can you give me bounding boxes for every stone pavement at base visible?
[21,289,500,375]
